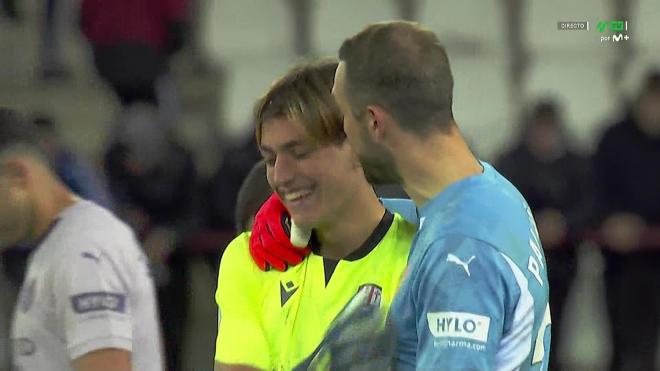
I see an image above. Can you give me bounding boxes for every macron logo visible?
[280,281,298,307]
[447,254,476,276]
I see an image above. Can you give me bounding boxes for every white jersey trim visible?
[495,252,534,370]
[69,335,132,360]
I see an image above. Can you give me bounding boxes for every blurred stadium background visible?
[1,0,659,370]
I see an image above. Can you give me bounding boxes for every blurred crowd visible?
[1,0,660,370]
[495,73,660,370]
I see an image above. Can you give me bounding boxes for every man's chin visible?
[359,154,400,185]
[289,213,317,231]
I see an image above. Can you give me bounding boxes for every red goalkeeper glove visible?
[249,193,312,271]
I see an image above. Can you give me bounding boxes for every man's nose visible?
[272,155,296,186]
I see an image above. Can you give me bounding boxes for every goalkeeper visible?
[214,59,418,371]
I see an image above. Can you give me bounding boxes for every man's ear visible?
[365,105,392,144]
[2,158,31,189]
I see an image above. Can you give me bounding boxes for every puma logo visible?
[81,252,100,263]
[446,254,476,276]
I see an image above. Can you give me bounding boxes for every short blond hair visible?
[254,59,345,146]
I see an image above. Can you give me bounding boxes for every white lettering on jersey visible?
[524,202,546,287]
[528,237,545,270]
[528,255,544,287]
[524,204,541,243]
[427,312,491,342]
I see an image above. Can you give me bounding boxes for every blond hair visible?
[254,59,345,146]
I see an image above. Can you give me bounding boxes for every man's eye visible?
[293,148,313,159]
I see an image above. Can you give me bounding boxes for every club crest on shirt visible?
[356,284,383,307]
[18,279,36,313]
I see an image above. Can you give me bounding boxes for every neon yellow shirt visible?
[215,211,415,370]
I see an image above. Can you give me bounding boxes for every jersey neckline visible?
[310,209,395,262]
[419,161,491,219]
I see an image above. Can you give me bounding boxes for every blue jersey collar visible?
[418,161,492,219]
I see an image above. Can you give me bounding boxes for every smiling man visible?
[213,59,416,371]
[249,21,552,370]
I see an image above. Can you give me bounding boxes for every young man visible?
[0,108,163,371]
[250,22,551,370]
[214,59,417,371]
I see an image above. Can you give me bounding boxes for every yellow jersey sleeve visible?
[214,232,271,369]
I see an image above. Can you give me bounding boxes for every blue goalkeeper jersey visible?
[388,162,551,371]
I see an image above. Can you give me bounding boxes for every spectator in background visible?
[393,0,420,20]
[80,0,188,108]
[204,132,261,232]
[496,100,593,371]
[171,132,263,278]
[593,70,660,371]
[38,0,70,80]
[0,0,19,21]
[104,104,197,371]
